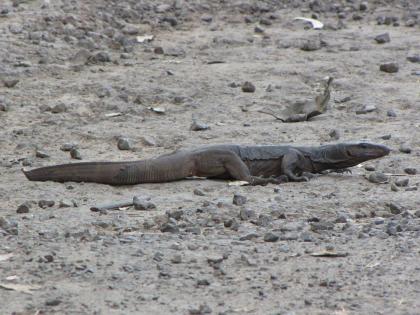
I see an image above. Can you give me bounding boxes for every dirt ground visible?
[1,0,419,314]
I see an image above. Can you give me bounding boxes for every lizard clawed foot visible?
[328,168,352,174]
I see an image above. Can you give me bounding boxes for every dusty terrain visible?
[1,0,420,314]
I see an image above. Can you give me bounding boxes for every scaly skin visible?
[22,142,390,186]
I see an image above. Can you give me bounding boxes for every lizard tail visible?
[22,155,192,185]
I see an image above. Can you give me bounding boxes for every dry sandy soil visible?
[1,0,420,314]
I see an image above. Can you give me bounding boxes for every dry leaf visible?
[136,35,154,43]
[0,283,41,294]
[310,251,348,257]
[105,112,122,117]
[294,17,324,29]
[0,253,14,262]
[228,181,249,186]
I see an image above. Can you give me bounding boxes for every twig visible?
[257,109,285,122]
[90,200,133,212]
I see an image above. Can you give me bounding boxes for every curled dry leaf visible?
[294,17,324,29]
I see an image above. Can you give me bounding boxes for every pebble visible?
[367,172,389,184]
[239,208,255,221]
[201,14,213,23]
[407,54,420,63]
[254,26,265,33]
[239,233,259,241]
[167,209,183,220]
[160,222,179,233]
[278,244,290,253]
[36,150,50,158]
[264,231,279,242]
[391,183,399,192]
[38,200,55,208]
[0,217,18,235]
[59,200,73,208]
[45,298,62,306]
[374,33,390,44]
[257,214,271,227]
[190,120,210,131]
[399,143,411,154]
[387,109,397,117]
[17,202,31,214]
[170,255,182,264]
[388,202,403,214]
[92,51,111,63]
[300,40,321,51]
[51,103,67,113]
[3,79,19,88]
[117,138,132,150]
[364,165,376,171]
[233,193,247,206]
[133,196,156,210]
[404,168,417,175]
[395,178,409,187]
[70,148,82,160]
[380,63,399,73]
[193,189,205,196]
[60,143,77,151]
[356,104,376,114]
[328,129,340,140]
[241,81,256,93]
[359,2,368,11]
[414,210,420,218]
[154,47,164,54]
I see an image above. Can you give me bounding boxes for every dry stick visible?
[90,200,133,212]
[257,109,285,122]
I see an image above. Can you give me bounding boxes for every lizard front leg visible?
[193,149,280,186]
[281,149,312,182]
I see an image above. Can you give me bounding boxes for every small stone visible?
[170,255,182,264]
[17,202,31,214]
[264,231,279,242]
[241,81,256,93]
[166,209,183,220]
[414,210,420,218]
[407,54,420,63]
[36,150,50,158]
[387,109,397,117]
[381,134,391,140]
[51,103,67,113]
[141,136,157,147]
[133,196,156,210]
[356,104,377,114]
[391,183,399,192]
[92,52,111,63]
[193,189,205,196]
[380,63,399,73]
[239,233,259,241]
[201,14,213,23]
[328,129,340,140]
[374,33,390,44]
[257,214,271,227]
[59,200,73,208]
[190,120,210,131]
[404,168,417,175]
[364,165,375,171]
[233,193,247,206]
[359,2,368,11]
[300,40,321,51]
[117,138,132,150]
[38,200,55,208]
[3,79,19,88]
[254,26,265,33]
[399,144,411,154]
[70,148,82,160]
[278,244,290,253]
[367,172,389,184]
[45,298,61,306]
[160,222,179,233]
[154,46,164,54]
[395,178,409,187]
[60,143,77,151]
[388,202,403,214]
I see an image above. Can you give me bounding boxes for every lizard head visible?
[311,142,390,169]
[334,142,390,167]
